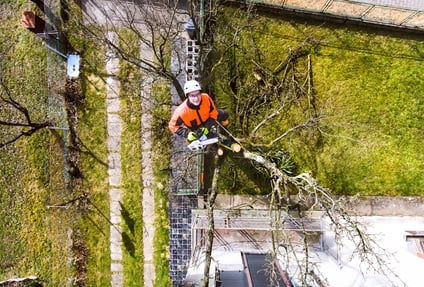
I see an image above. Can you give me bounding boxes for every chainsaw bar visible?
[187,137,219,151]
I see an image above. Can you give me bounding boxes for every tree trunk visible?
[202,155,222,287]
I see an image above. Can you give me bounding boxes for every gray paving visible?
[106,31,124,287]
[353,0,424,11]
[140,30,156,287]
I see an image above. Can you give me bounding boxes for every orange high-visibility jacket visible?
[169,93,218,135]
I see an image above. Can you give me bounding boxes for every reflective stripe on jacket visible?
[168,93,218,134]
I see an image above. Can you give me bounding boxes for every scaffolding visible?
[169,194,198,287]
[192,210,323,231]
[169,37,202,286]
[186,40,200,81]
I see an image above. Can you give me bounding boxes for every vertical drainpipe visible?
[200,0,204,40]
[199,0,205,74]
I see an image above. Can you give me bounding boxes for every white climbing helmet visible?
[184,80,201,95]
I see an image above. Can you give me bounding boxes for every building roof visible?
[185,214,424,286]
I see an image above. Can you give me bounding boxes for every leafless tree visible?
[0,44,52,148]
[72,0,189,99]
[0,81,52,148]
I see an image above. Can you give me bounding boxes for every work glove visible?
[199,127,209,136]
[193,127,208,139]
[187,131,197,143]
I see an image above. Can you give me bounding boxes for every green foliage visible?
[219,156,272,195]
[214,7,424,196]
[0,26,48,146]
[313,38,424,195]
[0,147,26,276]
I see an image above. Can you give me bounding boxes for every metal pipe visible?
[43,42,67,59]
[200,0,205,41]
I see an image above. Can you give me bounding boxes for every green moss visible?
[119,29,144,287]
[215,7,424,196]
[78,39,110,286]
[0,1,70,284]
[152,84,171,287]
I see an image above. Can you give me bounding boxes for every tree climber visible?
[168,80,229,145]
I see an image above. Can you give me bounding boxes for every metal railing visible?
[239,0,424,31]
[192,209,324,232]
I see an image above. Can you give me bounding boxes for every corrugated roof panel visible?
[219,271,249,287]
[244,253,291,287]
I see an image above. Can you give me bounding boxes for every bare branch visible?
[0,76,52,148]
